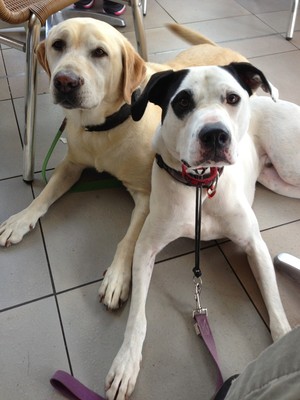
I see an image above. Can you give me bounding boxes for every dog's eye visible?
[91,48,107,58]
[178,97,190,108]
[52,39,66,51]
[171,90,195,119]
[226,93,240,105]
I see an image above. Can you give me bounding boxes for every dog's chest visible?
[152,176,224,242]
[67,128,112,169]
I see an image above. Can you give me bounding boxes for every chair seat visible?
[0,0,75,25]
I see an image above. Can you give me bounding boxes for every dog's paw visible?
[105,346,141,400]
[98,265,131,309]
[0,210,36,247]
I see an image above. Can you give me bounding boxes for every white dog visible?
[105,63,292,400]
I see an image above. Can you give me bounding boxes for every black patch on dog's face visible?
[131,69,189,122]
[171,89,195,120]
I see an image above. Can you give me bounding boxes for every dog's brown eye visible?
[52,39,66,51]
[226,93,240,105]
[91,48,107,58]
[178,97,190,108]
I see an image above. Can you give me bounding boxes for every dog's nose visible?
[199,123,230,149]
[53,71,84,94]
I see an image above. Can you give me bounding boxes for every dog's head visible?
[132,62,275,169]
[36,18,146,117]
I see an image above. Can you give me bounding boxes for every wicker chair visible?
[0,0,147,182]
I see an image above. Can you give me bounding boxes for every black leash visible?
[194,185,203,279]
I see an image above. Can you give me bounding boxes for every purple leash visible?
[194,312,224,391]
[50,370,105,400]
[192,185,224,392]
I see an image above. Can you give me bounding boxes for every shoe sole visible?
[103,5,126,16]
[74,0,95,9]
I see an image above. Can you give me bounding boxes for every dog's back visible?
[166,23,248,68]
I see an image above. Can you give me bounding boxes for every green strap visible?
[42,119,123,192]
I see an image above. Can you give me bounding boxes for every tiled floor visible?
[1,0,300,399]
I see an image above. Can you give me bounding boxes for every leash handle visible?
[194,313,224,391]
[50,370,105,400]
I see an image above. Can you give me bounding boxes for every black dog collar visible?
[84,103,131,132]
[84,89,141,132]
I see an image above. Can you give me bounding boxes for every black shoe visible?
[103,1,126,15]
[74,0,95,9]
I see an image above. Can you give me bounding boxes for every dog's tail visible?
[167,23,217,46]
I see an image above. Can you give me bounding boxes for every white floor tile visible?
[0,297,70,400]
[0,178,52,310]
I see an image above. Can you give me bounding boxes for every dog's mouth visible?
[55,95,80,109]
[181,160,221,187]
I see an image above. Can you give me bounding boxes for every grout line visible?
[0,174,23,182]
[0,293,55,313]
[0,278,104,314]
[55,278,104,297]
[260,218,300,232]
[38,218,74,376]
[155,241,219,265]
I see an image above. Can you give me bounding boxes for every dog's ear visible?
[36,40,51,77]
[222,62,277,100]
[131,69,189,121]
[122,41,147,104]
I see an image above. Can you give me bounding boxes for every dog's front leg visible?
[105,210,173,400]
[99,191,150,309]
[105,245,155,400]
[0,157,83,247]
[245,235,291,341]
[226,203,291,341]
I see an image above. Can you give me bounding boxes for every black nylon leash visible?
[194,185,203,278]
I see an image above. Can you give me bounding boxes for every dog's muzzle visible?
[53,71,84,108]
[197,122,232,164]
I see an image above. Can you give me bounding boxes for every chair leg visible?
[23,14,41,182]
[286,0,299,40]
[131,0,148,60]
[142,0,147,16]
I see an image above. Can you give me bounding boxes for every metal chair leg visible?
[23,14,41,182]
[286,0,299,40]
[131,0,148,60]
[142,0,147,16]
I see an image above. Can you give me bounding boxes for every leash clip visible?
[192,276,207,319]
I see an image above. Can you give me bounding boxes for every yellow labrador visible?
[0,18,246,309]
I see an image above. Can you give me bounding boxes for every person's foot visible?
[103,1,126,16]
[74,0,95,9]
